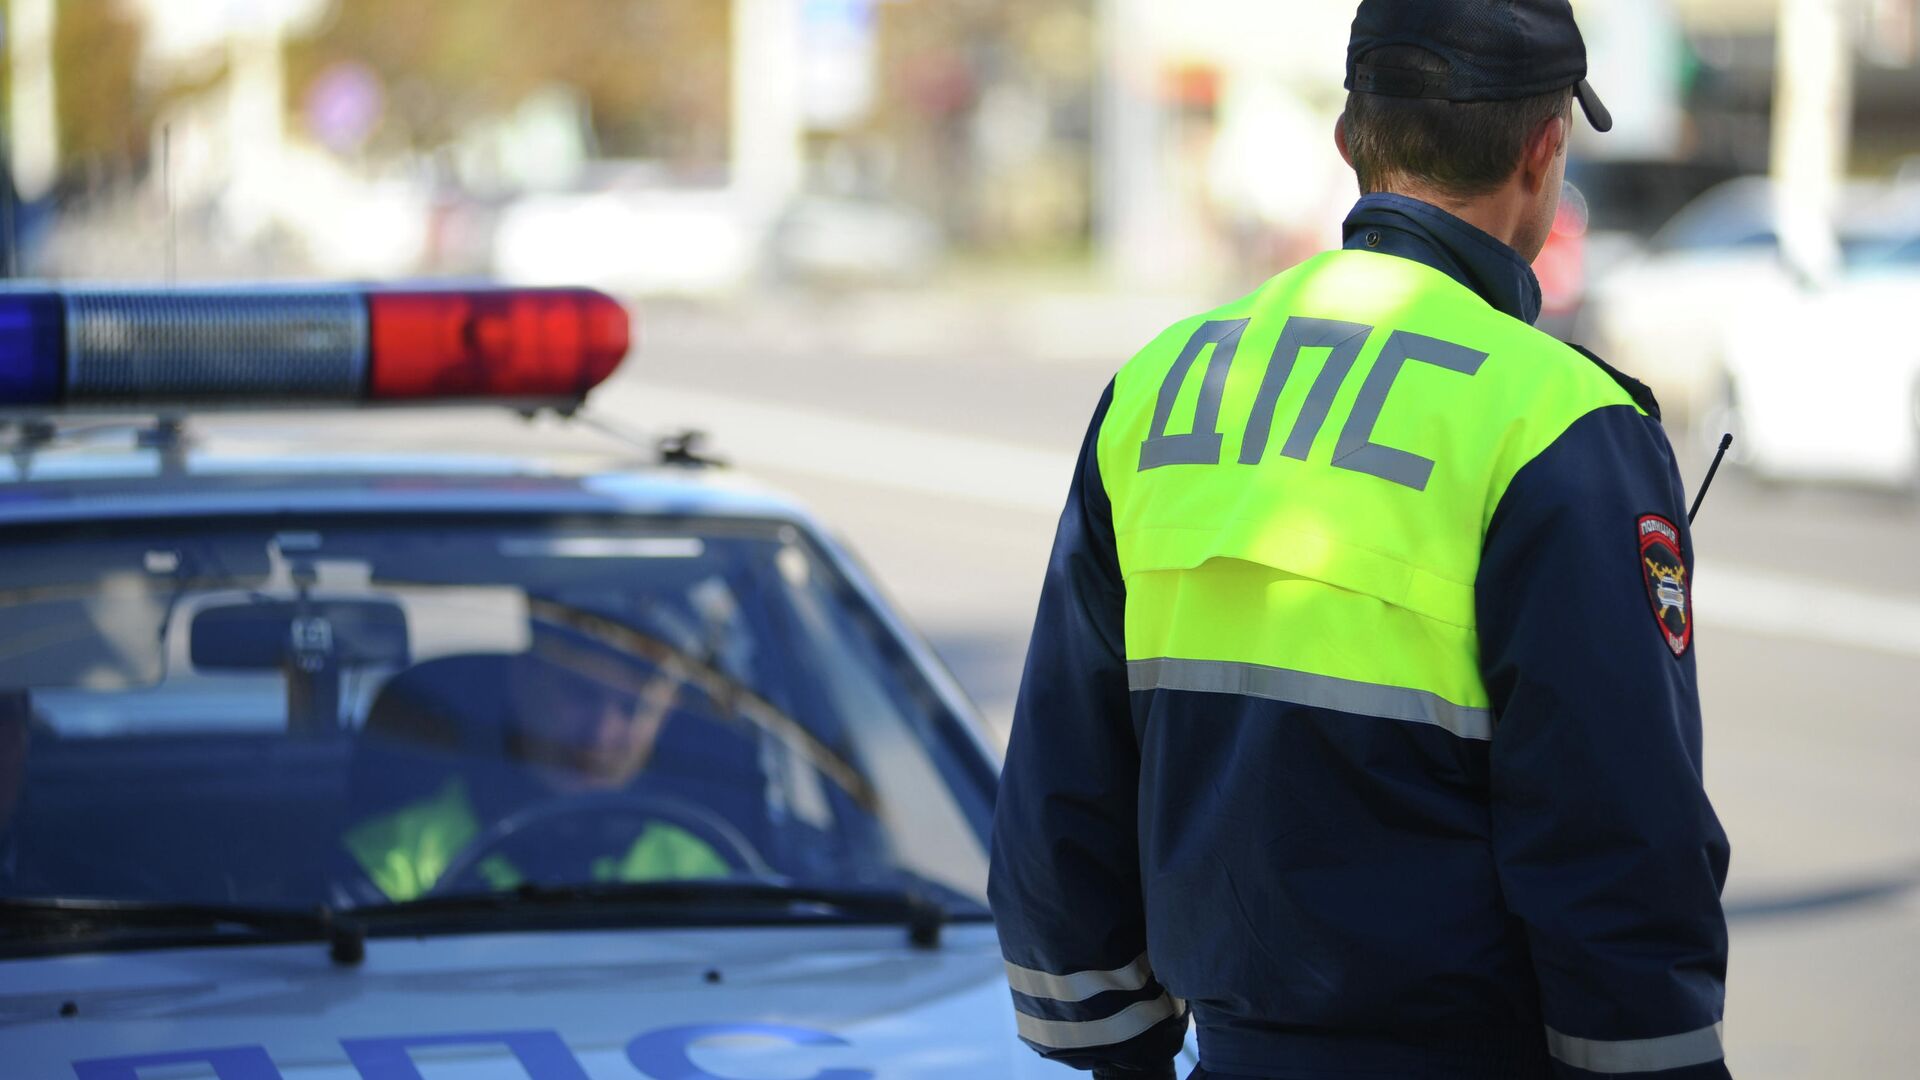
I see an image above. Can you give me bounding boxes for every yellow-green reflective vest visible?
[342,777,729,902]
[1098,249,1641,734]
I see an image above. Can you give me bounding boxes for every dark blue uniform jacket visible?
[989,194,1732,1080]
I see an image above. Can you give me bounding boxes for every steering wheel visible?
[428,789,773,897]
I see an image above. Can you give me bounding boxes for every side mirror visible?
[190,599,410,672]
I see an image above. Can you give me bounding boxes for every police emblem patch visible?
[1638,514,1691,657]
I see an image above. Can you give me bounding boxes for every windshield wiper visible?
[1,883,979,960]
[353,880,963,949]
[0,897,367,965]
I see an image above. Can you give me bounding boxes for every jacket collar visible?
[1341,193,1542,325]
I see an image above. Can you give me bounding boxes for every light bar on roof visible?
[0,286,630,407]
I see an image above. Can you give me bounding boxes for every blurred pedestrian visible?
[988,3,1730,1078]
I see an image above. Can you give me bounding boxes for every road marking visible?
[1693,564,1920,660]
[611,381,1920,659]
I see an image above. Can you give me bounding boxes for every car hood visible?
[0,922,1092,1078]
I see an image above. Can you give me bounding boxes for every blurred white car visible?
[771,196,945,285]
[1576,177,1906,430]
[1575,178,1795,429]
[1717,227,1920,489]
[495,186,763,296]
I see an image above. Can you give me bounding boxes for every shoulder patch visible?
[1568,343,1661,422]
[1638,514,1691,657]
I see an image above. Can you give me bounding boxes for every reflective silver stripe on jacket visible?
[1545,1023,1725,1074]
[1014,993,1185,1051]
[1005,953,1153,1004]
[1127,658,1494,741]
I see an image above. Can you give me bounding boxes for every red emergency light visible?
[0,286,630,408]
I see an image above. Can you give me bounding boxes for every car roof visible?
[1651,175,1920,252]
[0,408,816,529]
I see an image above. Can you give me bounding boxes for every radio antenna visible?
[0,124,17,279]
[1688,434,1734,526]
[162,124,177,284]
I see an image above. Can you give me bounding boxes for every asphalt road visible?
[607,293,1920,1080]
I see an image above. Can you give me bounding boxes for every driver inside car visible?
[341,624,730,903]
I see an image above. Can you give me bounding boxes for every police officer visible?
[988,3,1730,1078]
[343,623,727,901]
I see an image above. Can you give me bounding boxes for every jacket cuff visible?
[1553,1058,1731,1080]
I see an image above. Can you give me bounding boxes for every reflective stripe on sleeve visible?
[1005,953,1153,1004]
[1015,993,1185,1051]
[1545,1023,1725,1074]
[1127,658,1493,741]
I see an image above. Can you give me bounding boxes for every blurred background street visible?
[6,0,1919,1075]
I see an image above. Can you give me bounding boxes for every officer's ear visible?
[1519,113,1567,195]
[1334,114,1355,170]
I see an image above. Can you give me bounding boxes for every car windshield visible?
[1644,179,1778,255]
[0,515,991,920]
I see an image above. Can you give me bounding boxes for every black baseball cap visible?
[1346,0,1612,133]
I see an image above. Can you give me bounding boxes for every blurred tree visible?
[875,0,1095,254]
[285,0,730,168]
[53,0,144,170]
[0,0,151,178]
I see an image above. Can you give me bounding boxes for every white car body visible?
[1579,245,1795,427]
[1575,178,1793,428]
[1721,271,1920,488]
[495,188,763,297]
[1576,177,1915,431]
[1,924,1147,1079]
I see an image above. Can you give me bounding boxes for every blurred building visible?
[5,0,1920,293]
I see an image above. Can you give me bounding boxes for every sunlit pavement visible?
[226,291,1920,1078]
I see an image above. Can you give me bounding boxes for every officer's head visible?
[1336,0,1611,262]
[508,623,685,793]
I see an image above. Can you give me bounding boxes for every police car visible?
[0,285,1143,1078]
